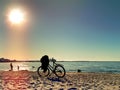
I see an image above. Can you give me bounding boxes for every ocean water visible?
[0,61,120,73]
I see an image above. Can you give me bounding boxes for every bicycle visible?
[37,59,66,78]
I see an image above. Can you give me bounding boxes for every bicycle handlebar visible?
[50,58,56,63]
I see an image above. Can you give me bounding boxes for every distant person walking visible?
[17,66,19,71]
[40,55,49,72]
[10,63,13,71]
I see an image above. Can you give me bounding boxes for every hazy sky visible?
[0,0,120,61]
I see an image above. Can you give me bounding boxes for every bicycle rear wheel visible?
[37,66,50,77]
[54,65,66,78]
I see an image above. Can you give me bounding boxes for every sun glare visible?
[9,9,24,24]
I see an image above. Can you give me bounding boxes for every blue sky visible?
[0,0,120,61]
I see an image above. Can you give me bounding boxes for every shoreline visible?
[0,71,120,90]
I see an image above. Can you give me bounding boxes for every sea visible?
[0,61,120,73]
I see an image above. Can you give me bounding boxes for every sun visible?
[9,9,24,24]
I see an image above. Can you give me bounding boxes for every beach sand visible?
[0,71,120,90]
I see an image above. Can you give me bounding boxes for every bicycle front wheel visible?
[37,66,50,77]
[54,65,66,78]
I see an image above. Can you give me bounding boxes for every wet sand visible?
[0,71,120,90]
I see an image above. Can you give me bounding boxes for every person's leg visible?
[11,66,13,71]
[42,61,49,72]
[44,63,49,72]
[43,64,48,73]
[43,67,47,73]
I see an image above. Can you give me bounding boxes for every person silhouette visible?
[17,66,19,71]
[10,63,13,71]
[40,55,49,73]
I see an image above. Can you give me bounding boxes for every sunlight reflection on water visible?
[13,62,29,71]
[0,62,31,71]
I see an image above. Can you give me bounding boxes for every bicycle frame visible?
[48,61,58,72]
